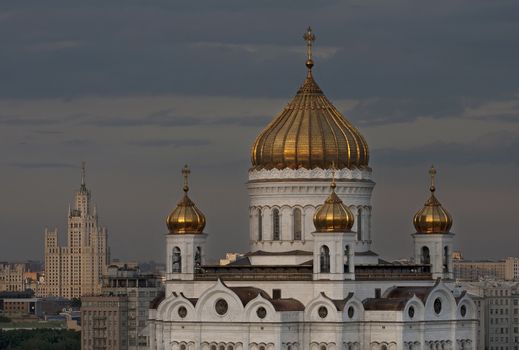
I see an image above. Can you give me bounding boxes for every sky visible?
[0,0,518,263]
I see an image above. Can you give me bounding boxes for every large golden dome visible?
[166,165,206,235]
[313,181,355,232]
[251,28,369,170]
[413,166,453,234]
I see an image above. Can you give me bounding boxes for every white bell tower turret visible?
[312,175,356,281]
[412,166,454,280]
[165,165,207,281]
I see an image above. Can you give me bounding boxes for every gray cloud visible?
[9,162,76,169]
[128,139,211,148]
[347,97,466,126]
[372,131,519,166]
[0,115,60,126]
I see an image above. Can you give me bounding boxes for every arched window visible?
[257,208,262,241]
[381,345,387,350]
[320,346,327,350]
[293,208,302,240]
[421,246,430,265]
[357,207,362,240]
[320,245,330,273]
[194,246,202,272]
[172,247,181,273]
[210,346,217,350]
[345,245,350,272]
[180,345,186,350]
[443,246,449,272]
[273,209,280,240]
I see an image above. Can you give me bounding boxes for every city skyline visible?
[1,0,518,263]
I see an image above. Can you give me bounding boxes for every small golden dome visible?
[251,27,369,171]
[413,166,453,234]
[313,180,355,232]
[166,165,206,235]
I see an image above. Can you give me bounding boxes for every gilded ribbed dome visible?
[251,28,369,171]
[313,181,355,232]
[166,165,206,235]
[413,166,453,234]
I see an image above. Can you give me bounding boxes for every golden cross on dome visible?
[303,26,316,69]
[182,164,190,192]
[429,165,437,192]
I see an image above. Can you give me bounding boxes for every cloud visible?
[346,97,465,126]
[83,110,270,128]
[372,131,519,166]
[25,40,84,53]
[128,139,211,148]
[0,115,60,126]
[189,42,340,61]
[9,162,76,169]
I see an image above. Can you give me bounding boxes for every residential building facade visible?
[0,263,26,292]
[81,265,162,350]
[43,163,110,299]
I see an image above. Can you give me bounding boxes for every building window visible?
[257,209,262,241]
[320,245,330,273]
[421,246,430,265]
[443,246,449,272]
[273,209,280,241]
[172,247,181,273]
[293,208,302,241]
[194,246,202,272]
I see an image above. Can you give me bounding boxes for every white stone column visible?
[281,206,291,241]
[263,207,273,241]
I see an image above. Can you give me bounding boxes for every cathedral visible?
[148,28,477,350]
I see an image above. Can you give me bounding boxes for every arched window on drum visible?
[257,208,262,241]
[293,208,302,241]
[272,209,280,241]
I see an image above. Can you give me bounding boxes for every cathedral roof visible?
[251,27,369,171]
[227,285,305,311]
[363,298,409,311]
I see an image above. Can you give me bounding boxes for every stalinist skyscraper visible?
[44,163,109,299]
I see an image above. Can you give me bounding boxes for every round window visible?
[347,306,355,318]
[215,299,228,315]
[177,306,187,318]
[408,306,415,318]
[256,306,267,319]
[318,306,328,319]
[434,298,442,315]
[460,305,467,317]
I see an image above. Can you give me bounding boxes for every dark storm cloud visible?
[9,162,76,169]
[82,112,270,128]
[373,131,519,166]
[0,115,60,126]
[1,0,518,263]
[0,0,518,111]
[348,97,466,126]
[128,139,211,148]
[32,130,64,135]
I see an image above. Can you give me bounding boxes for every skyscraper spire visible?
[80,161,87,192]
